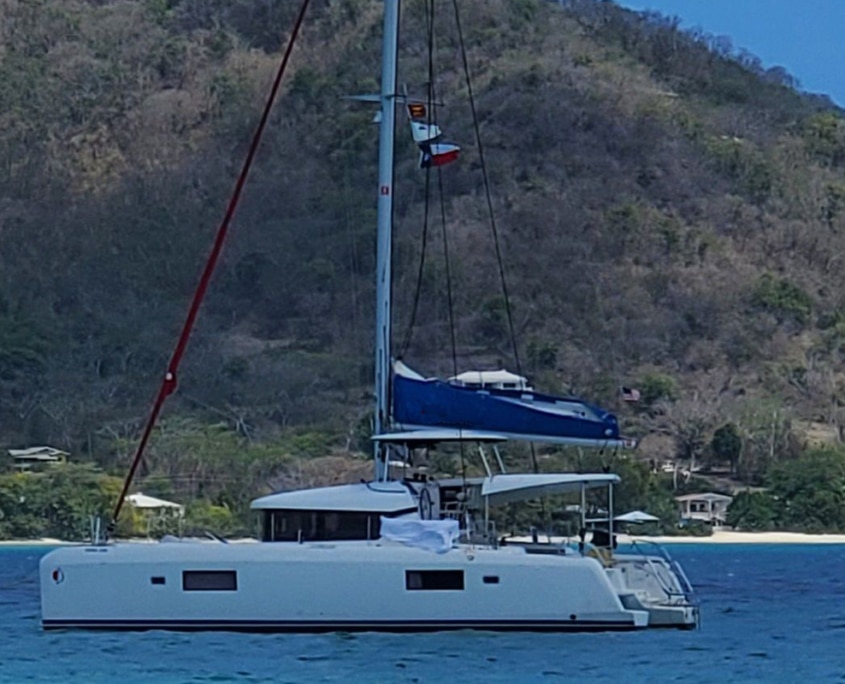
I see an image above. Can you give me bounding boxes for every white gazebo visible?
[126,492,184,537]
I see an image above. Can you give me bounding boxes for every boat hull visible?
[40,541,647,632]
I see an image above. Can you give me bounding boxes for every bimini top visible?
[251,481,416,513]
[479,473,620,506]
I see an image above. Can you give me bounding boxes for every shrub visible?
[751,274,813,326]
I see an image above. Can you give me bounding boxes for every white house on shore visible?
[676,492,733,527]
[8,446,68,471]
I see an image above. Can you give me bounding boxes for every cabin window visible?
[182,570,237,592]
[406,570,464,591]
[262,510,389,542]
[483,575,500,584]
[150,576,166,585]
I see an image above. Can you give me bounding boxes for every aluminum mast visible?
[374,0,400,481]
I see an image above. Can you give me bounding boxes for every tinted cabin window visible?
[182,571,237,591]
[406,570,464,591]
[262,510,387,542]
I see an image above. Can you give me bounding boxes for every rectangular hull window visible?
[406,570,464,591]
[182,570,238,591]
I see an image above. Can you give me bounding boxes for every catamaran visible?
[40,0,698,632]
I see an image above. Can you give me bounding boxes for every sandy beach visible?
[626,530,845,544]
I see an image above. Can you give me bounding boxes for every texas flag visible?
[407,103,460,169]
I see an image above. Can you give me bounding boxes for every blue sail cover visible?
[391,362,627,448]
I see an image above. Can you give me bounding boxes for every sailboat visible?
[39,0,698,632]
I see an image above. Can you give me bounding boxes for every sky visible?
[615,0,845,107]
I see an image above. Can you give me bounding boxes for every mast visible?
[374,0,400,481]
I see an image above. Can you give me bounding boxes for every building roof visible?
[8,446,68,461]
[675,492,733,502]
[126,492,184,511]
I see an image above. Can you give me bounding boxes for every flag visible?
[410,120,442,144]
[419,141,461,168]
[407,103,460,168]
[407,102,427,120]
[621,386,641,402]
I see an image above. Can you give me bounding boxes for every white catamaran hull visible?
[40,541,648,631]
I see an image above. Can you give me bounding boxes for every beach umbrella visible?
[614,510,660,523]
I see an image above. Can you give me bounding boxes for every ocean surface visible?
[2,544,844,683]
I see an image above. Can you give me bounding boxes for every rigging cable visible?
[108,0,313,533]
[396,0,469,488]
[450,0,522,378]
[425,0,467,488]
[398,0,437,359]
[438,164,467,483]
[397,165,432,358]
[450,0,541,476]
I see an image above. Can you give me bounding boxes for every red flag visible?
[419,141,461,168]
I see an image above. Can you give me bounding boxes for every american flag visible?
[620,386,641,402]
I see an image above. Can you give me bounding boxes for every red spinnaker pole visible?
[109,0,313,533]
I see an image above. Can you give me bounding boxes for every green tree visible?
[711,423,742,474]
[638,373,677,408]
[725,490,777,530]
[751,274,813,327]
[0,463,126,540]
[766,447,845,532]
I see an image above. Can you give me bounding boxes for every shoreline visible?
[625,529,845,544]
[0,538,71,546]
[5,530,845,546]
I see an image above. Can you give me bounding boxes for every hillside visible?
[2,0,845,497]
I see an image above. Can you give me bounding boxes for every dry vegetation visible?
[2,0,845,502]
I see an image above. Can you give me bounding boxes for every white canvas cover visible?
[379,517,459,554]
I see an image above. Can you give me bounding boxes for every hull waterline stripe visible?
[42,619,641,633]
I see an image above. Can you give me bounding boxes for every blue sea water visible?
[2,544,844,683]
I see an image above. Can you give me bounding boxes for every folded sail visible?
[391,361,630,448]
